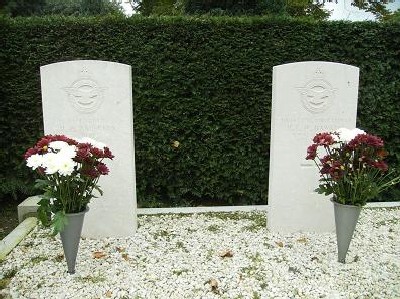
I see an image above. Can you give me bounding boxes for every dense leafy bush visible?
[1,16,399,206]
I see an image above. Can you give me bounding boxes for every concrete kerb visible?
[18,196,42,222]
[0,217,38,260]
[17,196,269,221]
[17,196,400,221]
[2,196,398,261]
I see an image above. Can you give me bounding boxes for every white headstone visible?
[40,60,137,238]
[268,61,359,233]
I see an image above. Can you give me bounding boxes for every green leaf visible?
[40,192,53,200]
[51,211,68,236]
[93,185,103,196]
[38,195,49,206]
[36,194,52,227]
[34,179,51,190]
[37,205,51,227]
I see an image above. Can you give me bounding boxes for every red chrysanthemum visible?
[103,147,114,159]
[306,144,318,160]
[96,162,109,175]
[312,132,335,146]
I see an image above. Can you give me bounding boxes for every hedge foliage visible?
[1,16,399,206]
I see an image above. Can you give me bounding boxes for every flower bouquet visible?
[306,128,400,206]
[24,134,114,235]
[306,128,400,263]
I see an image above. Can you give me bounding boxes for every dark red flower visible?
[320,157,332,174]
[306,144,318,160]
[81,166,100,178]
[36,137,51,150]
[348,134,384,150]
[371,161,388,172]
[90,147,103,158]
[37,167,45,175]
[320,164,330,175]
[312,132,335,146]
[320,155,332,164]
[45,134,77,145]
[96,162,109,175]
[24,147,39,160]
[327,161,344,180]
[75,144,91,161]
[103,147,114,159]
[365,134,384,147]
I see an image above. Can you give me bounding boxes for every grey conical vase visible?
[60,208,88,274]
[332,200,361,263]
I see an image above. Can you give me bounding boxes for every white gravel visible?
[1,207,399,299]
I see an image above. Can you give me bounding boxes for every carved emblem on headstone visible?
[298,69,336,114]
[63,67,106,113]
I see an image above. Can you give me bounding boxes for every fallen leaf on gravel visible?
[105,290,112,297]
[92,251,107,259]
[311,256,319,262]
[122,253,129,261]
[209,278,220,294]
[297,237,308,244]
[55,254,64,262]
[219,249,233,258]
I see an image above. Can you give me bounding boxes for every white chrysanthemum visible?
[26,154,43,170]
[59,144,77,159]
[335,128,366,143]
[57,157,77,176]
[42,153,59,175]
[77,137,106,149]
[351,128,366,136]
[48,141,69,151]
[42,150,77,176]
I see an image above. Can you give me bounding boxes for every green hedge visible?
[1,16,399,206]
